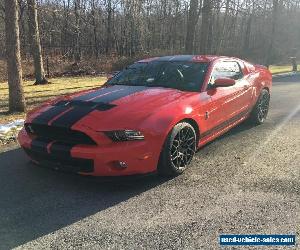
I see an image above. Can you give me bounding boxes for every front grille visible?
[25,123,97,145]
[24,148,94,173]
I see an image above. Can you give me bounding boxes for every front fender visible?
[139,105,199,152]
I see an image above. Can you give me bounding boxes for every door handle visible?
[243,85,250,90]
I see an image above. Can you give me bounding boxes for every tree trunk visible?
[216,0,230,54]
[91,0,99,58]
[5,0,26,112]
[27,0,48,84]
[74,0,81,62]
[266,0,278,67]
[185,0,200,54]
[242,1,255,56]
[206,7,213,54]
[200,0,212,54]
[243,15,252,53]
[106,0,113,54]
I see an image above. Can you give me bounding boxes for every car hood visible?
[28,85,195,130]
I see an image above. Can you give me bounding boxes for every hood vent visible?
[55,100,117,111]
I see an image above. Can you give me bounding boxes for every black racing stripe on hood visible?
[50,107,95,127]
[30,86,123,125]
[55,100,116,111]
[73,85,123,101]
[49,85,148,128]
[91,86,148,103]
[32,106,70,125]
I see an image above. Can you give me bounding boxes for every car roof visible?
[137,55,238,63]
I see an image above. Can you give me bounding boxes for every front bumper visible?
[18,128,160,176]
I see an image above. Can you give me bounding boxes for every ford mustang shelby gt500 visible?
[18,55,272,176]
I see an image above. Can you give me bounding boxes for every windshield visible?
[107,61,208,92]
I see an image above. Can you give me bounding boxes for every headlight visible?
[104,130,145,141]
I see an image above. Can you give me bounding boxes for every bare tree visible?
[90,0,99,58]
[185,0,201,54]
[5,0,26,112]
[0,0,300,73]
[27,0,48,84]
[199,0,212,54]
[216,0,230,54]
[106,0,113,54]
[74,0,81,62]
[266,0,279,66]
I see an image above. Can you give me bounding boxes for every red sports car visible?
[18,55,272,176]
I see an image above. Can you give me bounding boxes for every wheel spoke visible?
[258,93,269,121]
[169,126,196,170]
[258,108,264,118]
[257,94,269,121]
[171,154,179,161]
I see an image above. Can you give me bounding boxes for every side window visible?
[210,61,243,85]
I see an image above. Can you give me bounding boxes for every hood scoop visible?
[55,100,117,111]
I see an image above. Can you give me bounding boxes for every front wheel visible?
[249,89,270,125]
[158,122,196,176]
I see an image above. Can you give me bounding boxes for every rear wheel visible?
[158,122,196,176]
[249,89,270,125]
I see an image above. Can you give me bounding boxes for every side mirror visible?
[214,78,236,87]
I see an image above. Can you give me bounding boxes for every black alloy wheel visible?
[249,89,270,125]
[158,122,196,176]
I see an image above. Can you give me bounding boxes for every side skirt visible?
[198,110,250,148]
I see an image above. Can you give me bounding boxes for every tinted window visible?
[108,61,209,92]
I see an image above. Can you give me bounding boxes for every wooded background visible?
[0,0,300,113]
[0,0,299,69]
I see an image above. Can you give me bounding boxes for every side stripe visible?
[200,109,250,139]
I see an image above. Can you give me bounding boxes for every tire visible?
[249,89,270,125]
[158,122,197,176]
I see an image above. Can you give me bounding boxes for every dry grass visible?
[0,76,106,124]
[269,64,299,74]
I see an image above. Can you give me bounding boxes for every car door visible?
[236,60,253,109]
[205,60,247,129]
